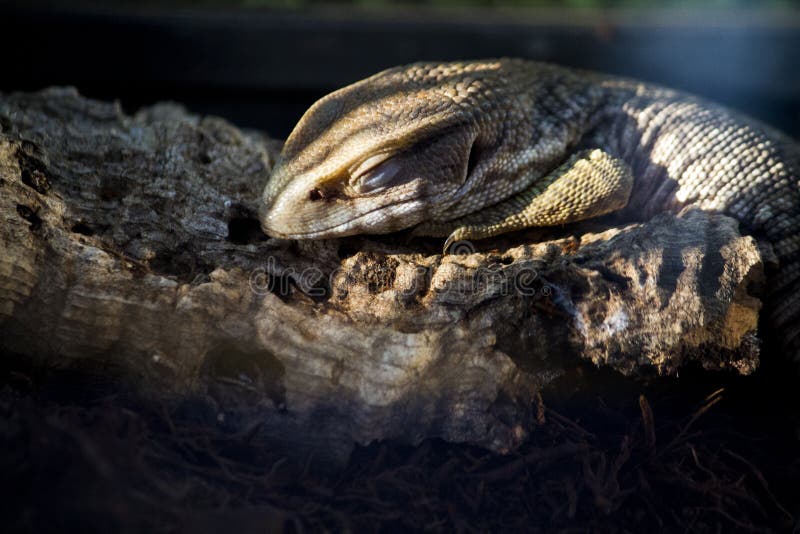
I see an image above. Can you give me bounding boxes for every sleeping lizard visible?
[259,59,800,362]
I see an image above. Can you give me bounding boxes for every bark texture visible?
[0,88,767,466]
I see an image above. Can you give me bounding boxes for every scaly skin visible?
[260,59,800,361]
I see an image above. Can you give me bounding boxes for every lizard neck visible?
[443,66,614,221]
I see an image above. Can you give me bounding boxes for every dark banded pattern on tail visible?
[767,223,800,362]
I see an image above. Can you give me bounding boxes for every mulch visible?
[2,354,798,533]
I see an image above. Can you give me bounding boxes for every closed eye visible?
[351,158,405,194]
[465,138,482,179]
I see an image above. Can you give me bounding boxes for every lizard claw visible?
[443,230,476,255]
[443,233,456,255]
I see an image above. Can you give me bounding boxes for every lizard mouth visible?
[261,198,422,240]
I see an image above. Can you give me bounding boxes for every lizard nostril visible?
[308,188,324,201]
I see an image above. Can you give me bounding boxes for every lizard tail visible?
[767,273,800,365]
[764,216,800,366]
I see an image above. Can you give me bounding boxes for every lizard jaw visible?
[260,185,427,239]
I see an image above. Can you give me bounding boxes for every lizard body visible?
[259,59,800,362]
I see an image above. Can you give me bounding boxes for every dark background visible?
[2,2,800,531]
[2,0,799,141]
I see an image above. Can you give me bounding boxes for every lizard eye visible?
[351,158,403,194]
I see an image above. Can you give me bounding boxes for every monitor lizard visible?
[259,59,800,363]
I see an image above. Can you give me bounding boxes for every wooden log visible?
[0,88,765,467]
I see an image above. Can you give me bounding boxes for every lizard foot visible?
[441,149,633,254]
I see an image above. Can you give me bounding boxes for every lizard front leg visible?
[415,149,634,253]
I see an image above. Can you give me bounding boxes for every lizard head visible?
[259,61,513,239]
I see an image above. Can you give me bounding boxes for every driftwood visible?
[0,88,766,467]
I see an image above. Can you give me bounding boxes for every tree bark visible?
[0,88,766,466]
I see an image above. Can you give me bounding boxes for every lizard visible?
[258,59,800,363]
